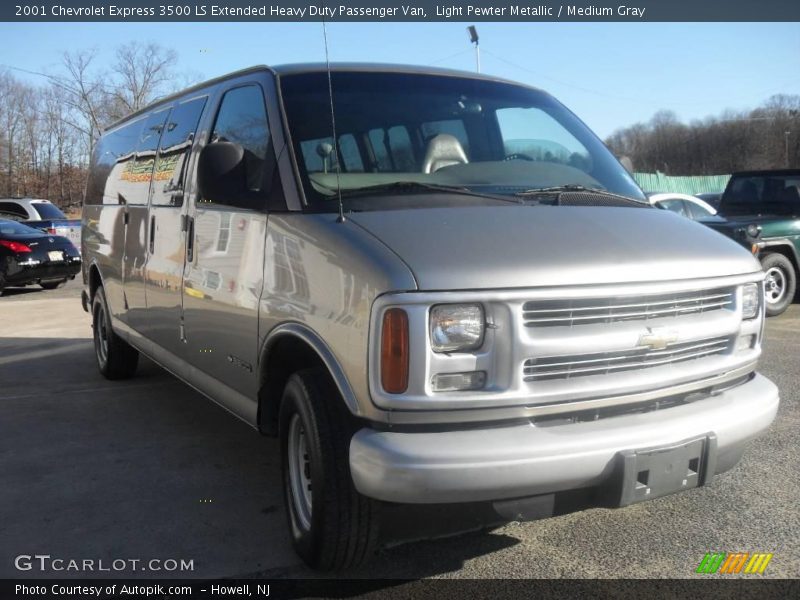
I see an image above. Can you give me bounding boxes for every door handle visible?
[149,215,156,253]
[186,216,195,263]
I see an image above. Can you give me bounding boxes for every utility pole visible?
[467,26,480,73]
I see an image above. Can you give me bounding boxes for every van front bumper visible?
[349,373,779,504]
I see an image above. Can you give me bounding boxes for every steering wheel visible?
[503,153,535,162]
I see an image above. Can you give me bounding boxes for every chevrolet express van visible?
[81,64,779,570]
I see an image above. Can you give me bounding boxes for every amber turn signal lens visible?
[381,308,409,394]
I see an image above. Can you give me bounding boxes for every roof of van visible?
[104,63,539,132]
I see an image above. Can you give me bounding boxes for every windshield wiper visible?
[516,184,602,196]
[335,181,522,204]
[516,184,648,205]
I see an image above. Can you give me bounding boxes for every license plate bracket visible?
[613,433,717,507]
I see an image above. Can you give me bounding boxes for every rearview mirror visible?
[197,141,249,206]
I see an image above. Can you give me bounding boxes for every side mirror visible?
[197,141,248,205]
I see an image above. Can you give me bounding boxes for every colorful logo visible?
[696,552,773,574]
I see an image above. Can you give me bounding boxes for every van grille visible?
[522,288,735,327]
[523,336,731,381]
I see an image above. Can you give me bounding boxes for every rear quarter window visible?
[30,203,66,220]
[0,202,29,219]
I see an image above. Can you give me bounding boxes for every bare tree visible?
[110,42,178,118]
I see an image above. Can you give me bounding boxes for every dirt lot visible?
[0,278,798,579]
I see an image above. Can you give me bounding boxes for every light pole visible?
[467,25,480,73]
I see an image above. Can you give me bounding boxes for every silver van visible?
[81,64,779,570]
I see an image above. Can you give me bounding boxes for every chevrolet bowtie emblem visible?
[637,327,679,350]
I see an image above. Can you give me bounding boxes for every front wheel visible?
[279,368,380,571]
[761,253,796,317]
[92,286,139,379]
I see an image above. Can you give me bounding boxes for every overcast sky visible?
[1,21,798,138]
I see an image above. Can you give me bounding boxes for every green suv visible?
[702,170,800,316]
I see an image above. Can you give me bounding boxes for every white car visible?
[648,193,717,220]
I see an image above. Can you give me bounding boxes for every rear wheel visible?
[40,279,66,290]
[761,253,796,317]
[92,286,139,379]
[279,368,380,571]
[0,272,5,295]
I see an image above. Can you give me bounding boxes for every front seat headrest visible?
[422,134,468,174]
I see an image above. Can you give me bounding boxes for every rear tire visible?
[92,286,139,379]
[0,272,5,295]
[40,279,66,290]
[279,368,380,571]
[761,253,796,317]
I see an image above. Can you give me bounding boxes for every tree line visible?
[606,95,800,175]
[0,42,190,210]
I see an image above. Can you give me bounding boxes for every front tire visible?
[92,286,139,379]
[279,368,379,571]
[761,253,796,317]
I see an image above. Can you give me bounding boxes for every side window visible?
[685,201,711,219]
[659,199,688,217]
[151,97,207,207]
[85,117,145,205]
[366,126,415,172]
[208,84,271,202]
[0,202,28,219]
[300,136,337,173]
[368,129,392,171]
[123,109,170,205]
[496,107,591,170]
[421,119,470,157]
[338,134,364,172]
[387,126,415,171]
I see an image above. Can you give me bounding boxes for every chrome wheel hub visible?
[764,267,787,304]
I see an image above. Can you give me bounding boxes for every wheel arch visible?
[760,240,800,274]
[88,261,104,302]
[257,323,361,436]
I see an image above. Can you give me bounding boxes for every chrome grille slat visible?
[523,300,733,324]
[522,287,735,327]
[525,339,729,370]
[523,336,731,381]
[522,293,733,315]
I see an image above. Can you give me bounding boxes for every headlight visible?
[429,304,484,352]
[742,283,759,319]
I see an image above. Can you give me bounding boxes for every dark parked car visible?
[0,219,81,293]
[0,197,81,251]
[699,170,800,316]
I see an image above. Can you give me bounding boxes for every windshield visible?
[720,173,800,216]
[279,71,645,210]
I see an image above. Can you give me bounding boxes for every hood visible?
[349,205,761,291]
